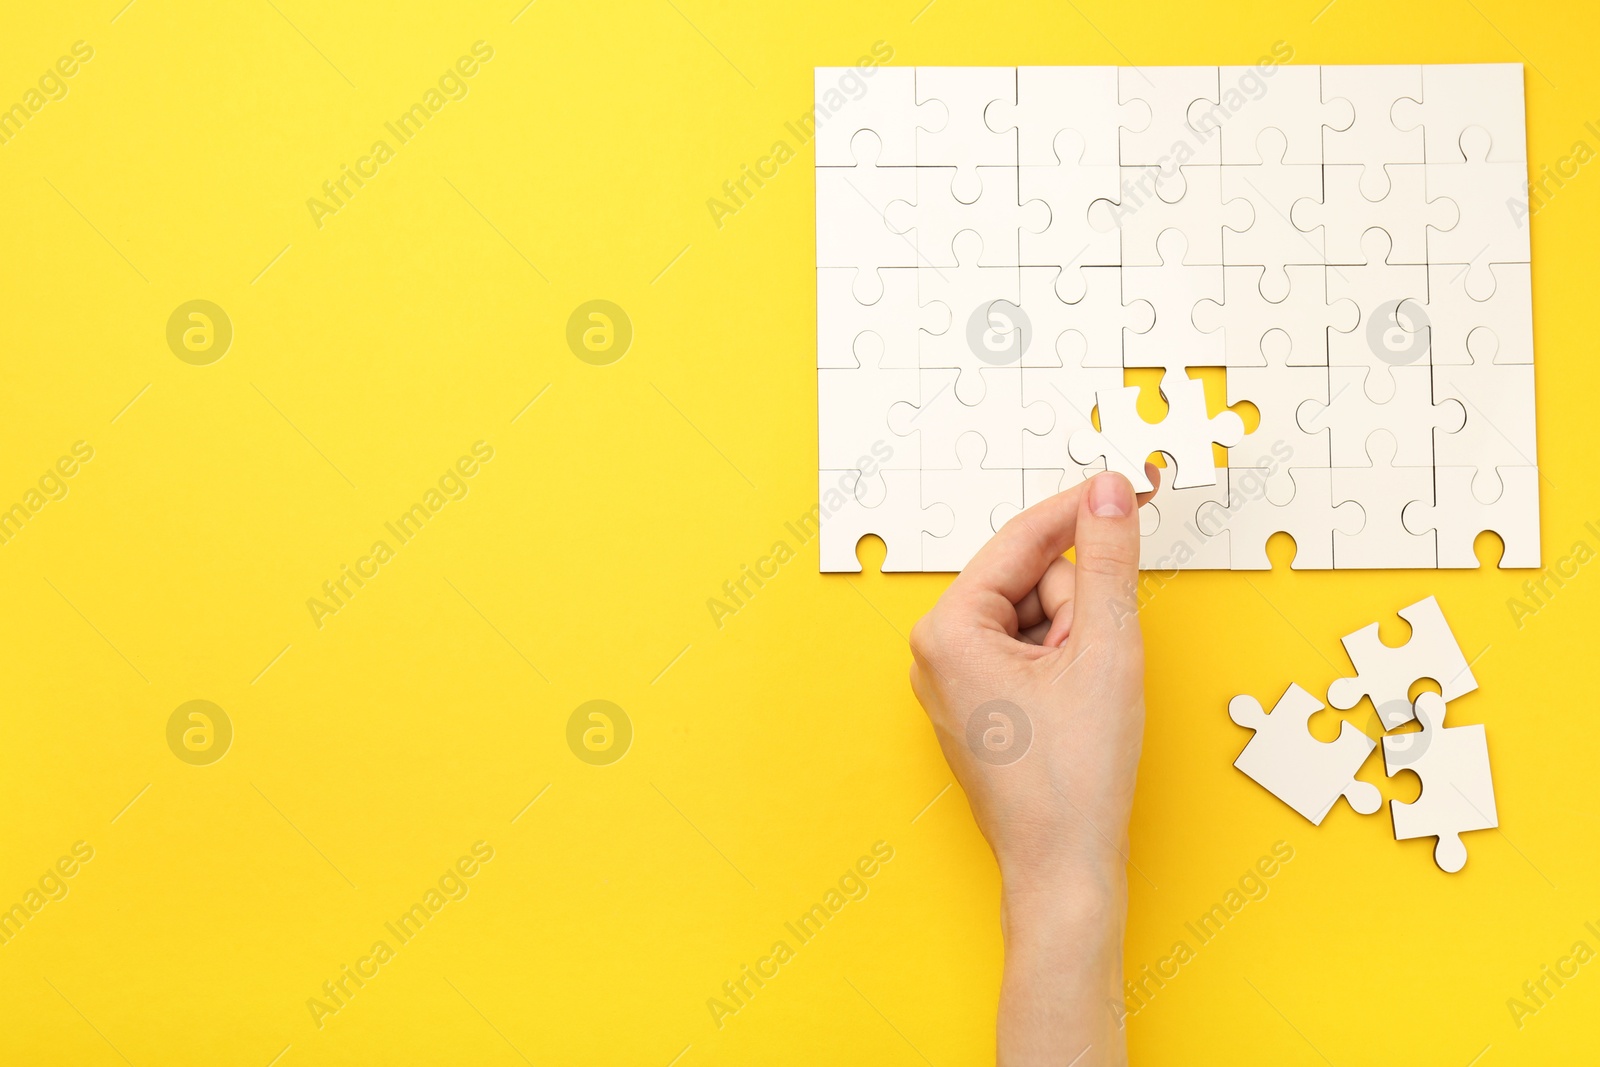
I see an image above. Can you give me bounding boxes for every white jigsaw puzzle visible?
[815,64,1539,572]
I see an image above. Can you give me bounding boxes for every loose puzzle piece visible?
[1069,370,1243,492]
[1404,465,1541,568]
[1326,594,1478,728]
[1229,683,1382,824]
[815,64,1539,573]
[1384,692,1498,873]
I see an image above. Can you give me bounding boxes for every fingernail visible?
[1088,472,1133,518]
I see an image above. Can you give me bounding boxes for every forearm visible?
[997,871,1129,1067]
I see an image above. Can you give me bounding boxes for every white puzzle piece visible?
[819,468,953,572]
[816,64,1539,573]
[987,66,1123,166]
[1069,370,1243,492]
[1331,431,1437,569]
[1138,464,1230,570]
[1404,465,1541,568]
[1392,63,1527,164]
[1222,465,1363,570]
[1326,594,1478,727]
[1384,691,1498,873]
[1229,683,1382,824]
[1321,64,1424,197]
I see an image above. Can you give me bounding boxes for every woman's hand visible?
[908,466,1156,1067]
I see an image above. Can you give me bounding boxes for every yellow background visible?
[0,0,1594,1063]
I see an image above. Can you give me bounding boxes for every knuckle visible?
[1076,537,1139,576]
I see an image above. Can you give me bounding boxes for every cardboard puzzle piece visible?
[1219,128,1327,298]
[1300,365,1465,467]
[1432,360,1537,476]
[1118,66,1217,166]
[1226,365,1330,497]
[1069,370,1243,492]
[819,468,954,572]
[986,66,1125,166]
[819,351,922,470]
[1325,229,1431,387]
[1193,264,1358,367]
[916,67,1018,203]
[1018,264,1153,368]
[1020,362,1123,474]
[1121,230,1225,373]
[1193,65,1352,165]
[1222,465,1363,570]
[1326,594,1478,727]
[921,432,1024,570]
[889,366,1053,471]
[885,166,1046,268]
[1018,130,1122,269]
[1291,164,1457,266]
[1423,128,1531,289]
[913,231,1023,402]
[1321,64,1424,197]
[1097,163,1247,267]
[1392,63,1527,165]
[816,64,1538,573]
[1229,683,1382,824]
[817,267,949,369]
[1384,691,1498,873]
[1404,465,1541,568]
[1330,432,1437,569]
[1412,261,1533,366]
[1138,463,1230,570]
[815,66,931,167]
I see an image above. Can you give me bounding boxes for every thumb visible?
[1069,470,1143,643]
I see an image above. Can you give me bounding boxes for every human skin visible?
[908,467,1156,1067]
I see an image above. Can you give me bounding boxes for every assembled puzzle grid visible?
[815,64,1539,572]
